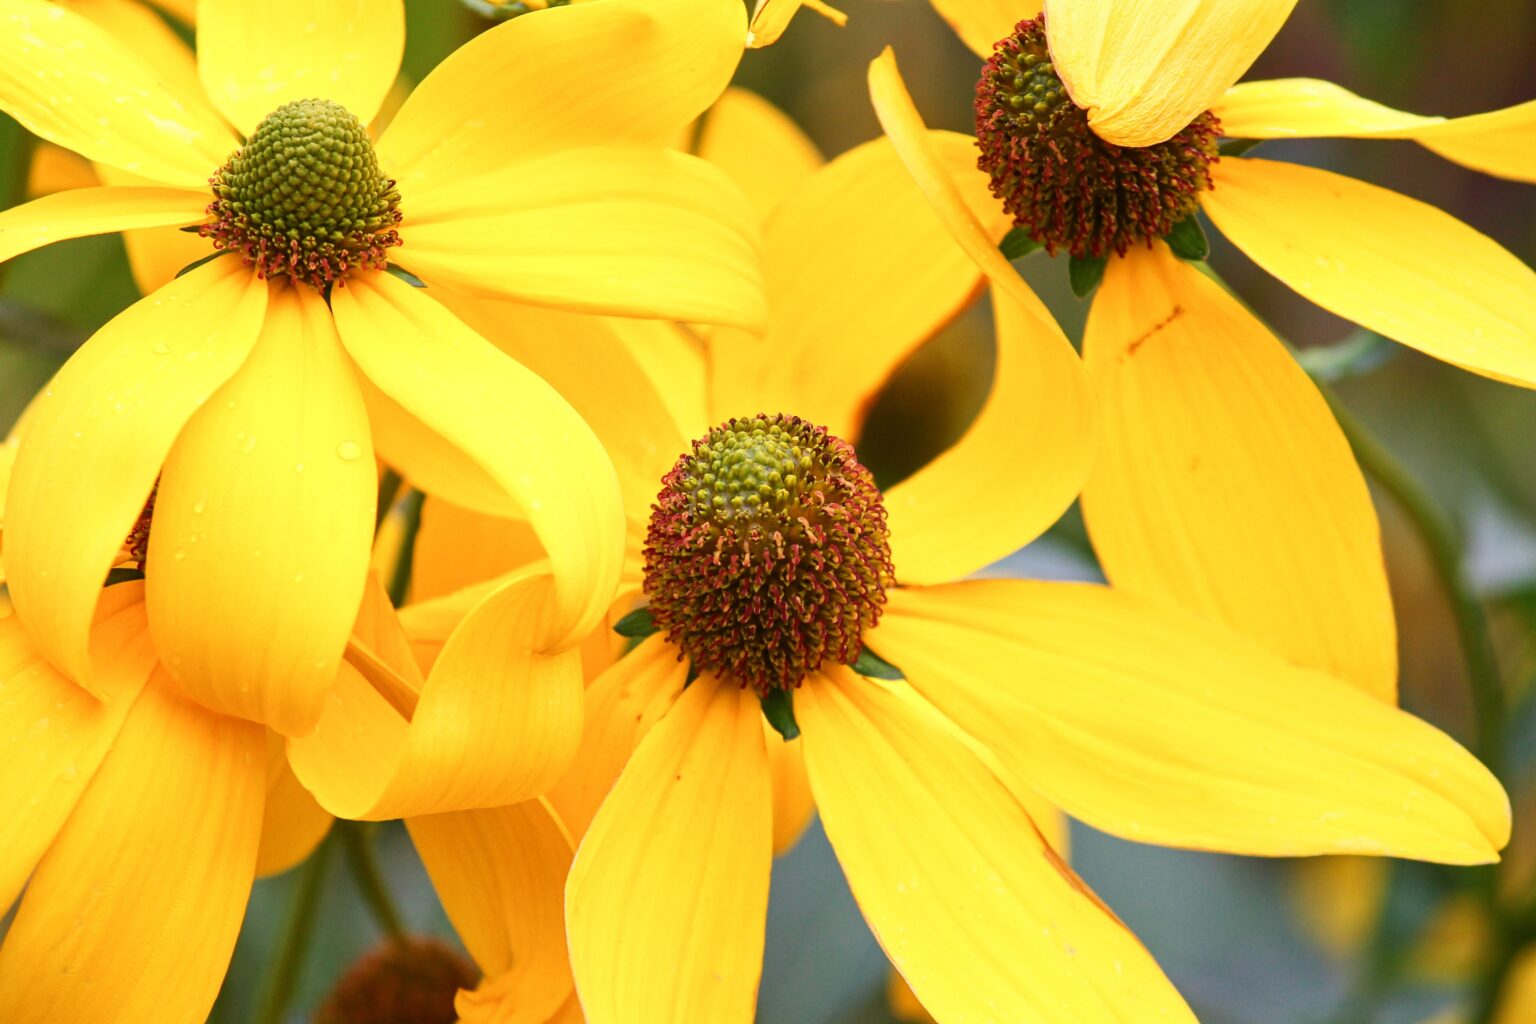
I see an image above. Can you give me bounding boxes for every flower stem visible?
[338,821,409,944]
[254,833,335,1024]
[1317,382,1506,782]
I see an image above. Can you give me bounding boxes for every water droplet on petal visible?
[336,441,362,461]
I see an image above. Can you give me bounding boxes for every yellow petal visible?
[929,0,1039,59]
[439,293,694,532]
[68,0,203,104]
[1214,79,1536,183]
[697,87,824,221]
[398,145,765,331]
[746,0,846,48]
[1495,947,1536,1024]
[290,569,585,818]
[766,719,814,854]
[254,732,333,878]
[876,582,1511,862]
[883,279,1095,585]
[546,634,689,842]
[377,0,743,188]
[0,0,234,186]
[196,0,404,136]
[0,674,265,1024]
[331,273,624,651]
[798,666,1195,1023]
[4,258,268,693]
[1203,158,1536,388]
[413,497,546,604]
[409,800,574,1020]
[0,586,156,911]
[1081,244,1395,700]
[0,185,206,265]
[712,134,986,443]
[91,162,219,294]
[1043,0,1297,147]
[567,673,771,1024]
[26,142,97,197]
[148,283,374,735]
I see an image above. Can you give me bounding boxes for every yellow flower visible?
[0,0,764,736]
[868,0,1534,708]
[403,92,1511,1024]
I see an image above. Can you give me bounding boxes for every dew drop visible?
[151,340,170,355]
[336,440,362,461]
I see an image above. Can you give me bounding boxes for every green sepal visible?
[761,687,800,741]
[1068,254,1108,298]
[385,264,427,288]
[612,607,657,639]
[1163,214,1210,262]
[683,663,700,689]
[175,250,233,278]
[850,646,903,680]
[105,567,146,587]
[999,227,1042,261]
[1217,138,1263,158]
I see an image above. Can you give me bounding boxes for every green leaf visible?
[175,250,234,279]
[1068,254,1107,298]
[761,687,800,741]
[1217,138,1263,158]
[850,646,903,680]
[613,607,657,639]
[1164,214,1210,262]
[999,227,1042,261]
[105,567,146,586]
[385,264,427,288]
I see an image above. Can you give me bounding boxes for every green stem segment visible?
[1317,383,1506,782]
[338,821,409,944]
[254,833,336,1024]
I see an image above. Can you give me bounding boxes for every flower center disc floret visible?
[643,414,895,695]
[974,16,1221,258]
[202,98,403,288]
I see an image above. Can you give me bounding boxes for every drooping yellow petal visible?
[149,283,374,736]
[929,0,1039,59]
[254,732,334,878]
[0,0,234,186]
[1043,0,1297,147]
[0,674,265,1024]
[766,720,814,854]
[331,273,624,652]
[1213,80,1536,183]
[377,0,743,188]
[883,279,1095,585]
[1495,947,1536,1024]
[26,142,97,196]
[567,673,771,1024]
[196,0,404,136]
[397,146,765,331]
[1203,158,1536,388]
[0,184,205,265]
[697,87,824,218]
[1081,244,1395,699]
[545,635,688,842]
[745,0,847,48]
[0,586,156,911]
[93,162,217,294]
[290,569,585,819]
[68,0,203,104]
[413,497,546,604]
[711,134,987,443]
[798,667,1195,1023]
[4,258,268,693]
[876,582,1510,862]
[409,800,574,1021]
[439,294,694,531]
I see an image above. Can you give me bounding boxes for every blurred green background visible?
[3,1,1535,1021]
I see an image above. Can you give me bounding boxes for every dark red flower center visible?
[642,414,894,695]
[974,16,1221,258]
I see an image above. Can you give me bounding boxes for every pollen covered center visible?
[974,16,1221,258]
[202,98,403,288]
[642,414,894,695]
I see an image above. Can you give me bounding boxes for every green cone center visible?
[202,98,403,288]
